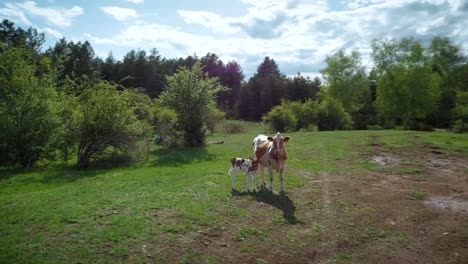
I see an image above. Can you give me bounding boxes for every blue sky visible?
[1,0,467,78]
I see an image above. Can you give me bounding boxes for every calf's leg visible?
[231,169,237,191]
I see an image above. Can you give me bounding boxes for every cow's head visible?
[268,132,290,157]
[249,157,259,171]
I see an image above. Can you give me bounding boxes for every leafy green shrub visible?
[299,100,319,128]
[318,97,353,131]
[263,105,297,132]
[155,107,181,148]
[0,48,61,167]
[158,63,226,147]
[76,81,153,168]
[453,119,468,133]
[306,124,319,132]
[219,120,246,134]
[367,125,384,130]
[262,99,318,132]
[205,102,225,134]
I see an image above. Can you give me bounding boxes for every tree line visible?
[1,19,467,168]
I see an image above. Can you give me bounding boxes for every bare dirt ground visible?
[137,138,468,264]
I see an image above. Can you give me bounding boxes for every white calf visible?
[228,157,259,192]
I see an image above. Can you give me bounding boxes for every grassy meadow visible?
[1,122,468,263]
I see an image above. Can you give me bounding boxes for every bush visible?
[219,120,246,134]
[158,63,226,147]
[318,97,353,131]
[367,125,384,130]
[0,48,61,167]
[262,100,318,132]
[76,81,153,168]
[299,100,319,128]
[453,119,468,133]
[155,107,181,148]
[263,105,297,132]
[205,103,225,134]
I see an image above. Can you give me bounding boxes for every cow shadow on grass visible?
[151,147,216,166]
[232,188,300,225]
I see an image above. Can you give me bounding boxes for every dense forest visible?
[1,19,467,168]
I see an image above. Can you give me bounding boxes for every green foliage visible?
[217,120,247,134]
[452,91,468,133]
[76,80,153,168]
[453,120,468,133]
[318,97,353,131]
[0,48,60,167]
[321,49,371,129]
[287,74,321,102]
[263,104,298,132]
[123,89,154,124]
[205,102,225,134]
[0,19,45,53]
[321,49,369,112]
[372,38,442,128]
[453,91,468,121]
[158,62,226,147]
[263,99,320,132]
[154,107,181,148]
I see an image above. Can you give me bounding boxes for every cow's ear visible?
[267,136,274,142]
[284,136,290,142]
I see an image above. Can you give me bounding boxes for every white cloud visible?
[0,3,32,26]
[12,1,83,28]
[101,6,138,22]
[126,0,144,4]
[177,10,239,34]
[42,27,62,38]
[91,0,468,77]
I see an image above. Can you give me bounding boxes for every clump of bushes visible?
[157,63,226,147]
[317,97,353,131]
[453,120,468,133]
[452,91,468,133]
[218,120,246,134]
[263,98,352,132]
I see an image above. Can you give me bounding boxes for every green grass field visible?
[1,123,468,263]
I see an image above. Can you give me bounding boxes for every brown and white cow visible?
[228,157,259,192]
[253,132,290,194]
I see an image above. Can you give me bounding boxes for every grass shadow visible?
[151,147,216,166]
[0,163,114,185]
[40,167,111,184]
[232,188,300,225]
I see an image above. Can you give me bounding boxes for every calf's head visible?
[249,157,259,171]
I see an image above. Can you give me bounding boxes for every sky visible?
[1,0,467,78]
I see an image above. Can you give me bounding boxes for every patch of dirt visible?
[369,153,401,166]
[424,196,468,213]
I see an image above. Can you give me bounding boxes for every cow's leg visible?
[268,166,274,192]
[279,166,285,194]
[258,164,265,188]
[252,171,256,192]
